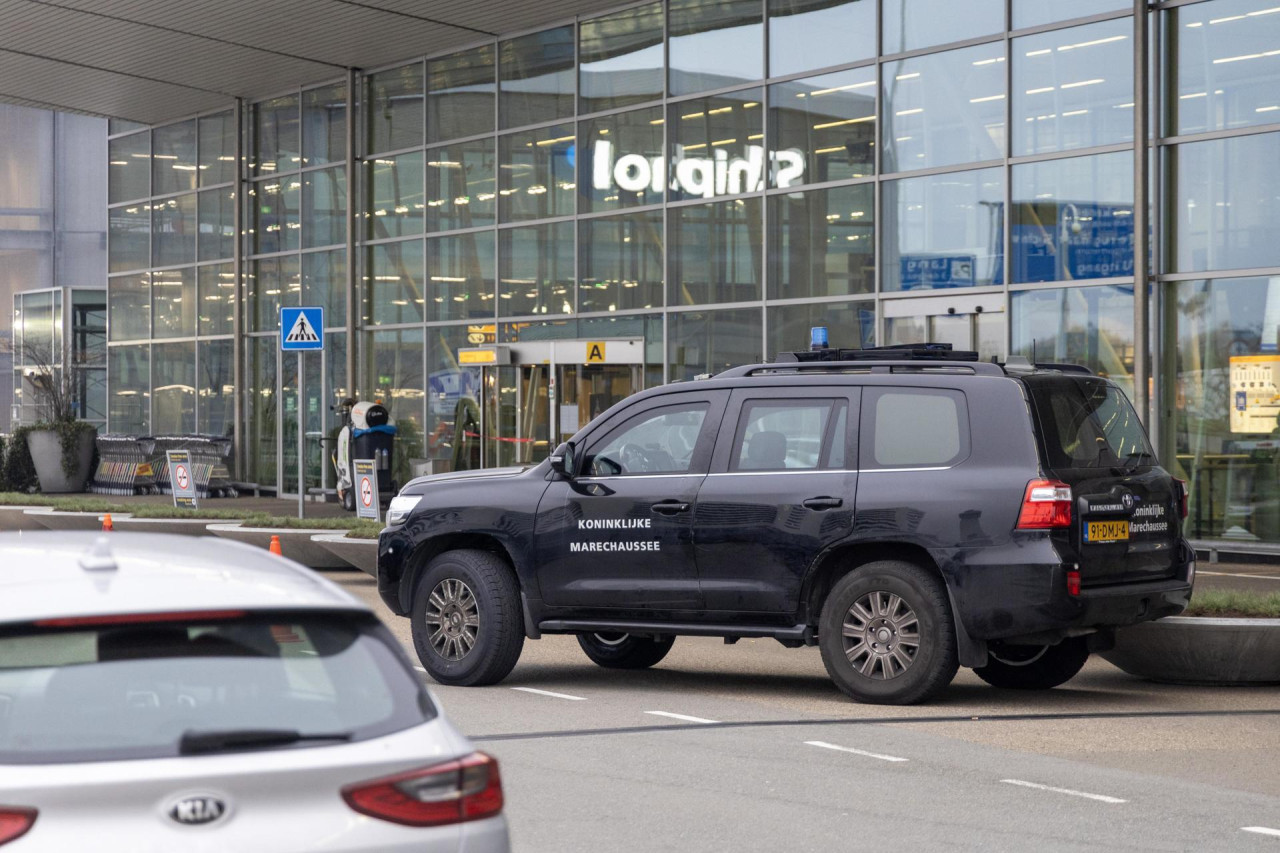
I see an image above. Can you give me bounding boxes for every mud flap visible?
[947,587,988,668]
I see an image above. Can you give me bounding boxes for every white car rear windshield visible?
[0,612,433,765]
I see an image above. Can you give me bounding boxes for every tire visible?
[972,637,1090,690]
[818,560,959,705]
[411,549,525,687]
[341,490,355,512]
[576,632,675,669]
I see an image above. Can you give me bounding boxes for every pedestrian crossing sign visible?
[281,306,324,351]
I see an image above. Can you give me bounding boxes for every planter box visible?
[28,510,132,531]
[110,517,221,537]
[1101,616,1280,685]
[311,533,377,576]
[206,523,350,570]
[0,505,54,532]
[27,428,95,493]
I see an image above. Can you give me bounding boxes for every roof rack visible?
[775,342,981,364]
[717,360,1007,378]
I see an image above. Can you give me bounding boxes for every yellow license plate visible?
[1085,520,1129,543]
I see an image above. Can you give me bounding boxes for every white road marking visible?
[1199,571,1280,582]
[1001,779,1126,804]
[805,740,909,763]
[645,711,720,724]
[511,687,588,701]
[1244,827,1280,838]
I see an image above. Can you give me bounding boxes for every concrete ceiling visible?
[0,0,632,124]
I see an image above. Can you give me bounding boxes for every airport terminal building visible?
[9,0,1272,546]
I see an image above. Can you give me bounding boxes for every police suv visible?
[378,344,1194,705]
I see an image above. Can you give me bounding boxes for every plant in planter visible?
[6,339,97,493]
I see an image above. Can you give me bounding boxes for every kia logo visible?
[167,795,228,826]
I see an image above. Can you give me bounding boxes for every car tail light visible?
[1174,478,1189,520]
[342,752,503,827]
[1066,569,1081,597]
[1017,479,1073,529]
[0,808,36,846]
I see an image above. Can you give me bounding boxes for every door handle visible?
[651,500,691,515]
[803,496,843,510]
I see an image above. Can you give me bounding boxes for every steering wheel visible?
[619,443,649,473]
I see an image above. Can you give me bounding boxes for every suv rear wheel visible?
[818,560,959,705]
[577,632,675,669]
[973,637,1089,690]
[411,549,524,686]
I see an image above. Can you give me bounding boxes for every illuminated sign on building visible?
[590,139,806,199]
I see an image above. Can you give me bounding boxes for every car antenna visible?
[79,536,118,572]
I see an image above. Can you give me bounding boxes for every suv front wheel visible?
[818,560,959,705]
[972,637,1089,690]
[577,632,675,669]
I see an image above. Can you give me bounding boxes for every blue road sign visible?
[281,306,324,351]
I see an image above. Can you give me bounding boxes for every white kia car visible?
[0,532,509,852]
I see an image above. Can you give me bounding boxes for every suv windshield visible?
[0,612,433,765]
[1026,376,1154,470]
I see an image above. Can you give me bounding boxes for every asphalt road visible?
[332,569,1280,852]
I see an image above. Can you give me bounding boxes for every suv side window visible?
[730,399,847,471]
[584,403,709,476]
[863,388,969,469]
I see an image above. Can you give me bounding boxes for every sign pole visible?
[280,305,324,518]
[297,351,304,519]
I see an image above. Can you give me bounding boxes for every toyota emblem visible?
[1121,493,1135,511]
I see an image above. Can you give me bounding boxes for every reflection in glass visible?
[768,300,874,357]
[1013,18,1134,155]
[109,132,149,203]
[303,83,346,166]
[198,189,235,262]
[367,65,424,154]
[1173,133,1280,273]
[426,140,495,232]
[152,341,195,434]
[882,0,1002,54]
[365,151,424,239]
[152,193,196,267]
[769,0,874,77]
[108,204,149,273]
[669,197,762,305]
[198,263,235,337]
[1012,152,1133,284]
[580,106,664,212]
[882,167,1004,291]
[770,68,875,186]
[1171,0,1280,136]
[368,328,425,486]
[1014,0,1125,29]
[669,307,762,380]
[253,95,300,175]
[427,232,496,322]
[500,222,574,316]
[769,183,874,299]
[668,90,764,202]
[198,112,235,187]
[1012,285,1134,393]
[882,43,1006,172]
[303,249,346,327]
[152,120,197,196]
[579,211,663,313]
[251,255,300,333]
[366,240,424,326]
[247,335,277,486]
[303,167,346,248]
[251,175,300,254]
[151,268,195,339]
[668,0,763,97]
[108,273,150,342]
[428,46,495,144]
[198,339,234,436]
[426,324,482,468]
[501,26,575,128]
[499,125,576,221]
[108,345,149,434]
[579,2,664,113]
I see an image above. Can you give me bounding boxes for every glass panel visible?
[769,68,875,186]
[427,231,495,322]
[71,289,107,369]
[110,118,147,135]
[303,249,346,327]
[303,82,346,166]
[1013,18,1135,156]
[882,0,1003,53]
[253,95,300,176]
[768,299,875,356]
[367,64,424,154]
[580,106,665,213]
[882,43,1006,173]
[250,255,300,333]
[769,0,874,77]
[499,124,576,221]
[198,340,233,437]
[1014,0,1126,29]
[769,183,874,300]
[669,197,762,305]
[425,324,482,472]
[669,90,764,202]
[425,140,496,232]
[579,210,664,312]
[500,26,575,128]
[1012,152,1133,284]
[733,401,832,470]
[587,403,709,475]
[499,222,574,316]
[251,175,300,254]
[427,46,496,144]
[152,341,195,434]
[108,344,149,434]
[198,111,235,187]
[247,335,277,487]
[152,120,197,196]
[150,268,195,339]
[1172,0,1280,136]
[368,328,425,488]
[365,151,424,239]
[366,240,424,326]
[1173,132,1280,273]
[303,166,346,248]
[152,193,197,267]
[198,263,235,337]
[1011,285,1134,393]
[109,132,149,203]
[883,166,1004,291]
[669,307,762,380]
[108,274,150,342]
[870,389,965,466]
[198,188,235,262]
[108,203,149,273]
[669,0,763,97]
[579,2,664,113]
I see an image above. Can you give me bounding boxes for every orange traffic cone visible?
[101,513,113,532]
[268,534,283,556]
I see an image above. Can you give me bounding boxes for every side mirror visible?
[549,442,576,478]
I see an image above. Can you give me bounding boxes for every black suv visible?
[377,345,1194,705]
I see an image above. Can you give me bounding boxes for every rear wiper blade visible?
[1121,451,1156,473]
[179,728,353,755]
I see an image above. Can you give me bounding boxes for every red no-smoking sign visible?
[175,465,189,491]
[360,476,374,507]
